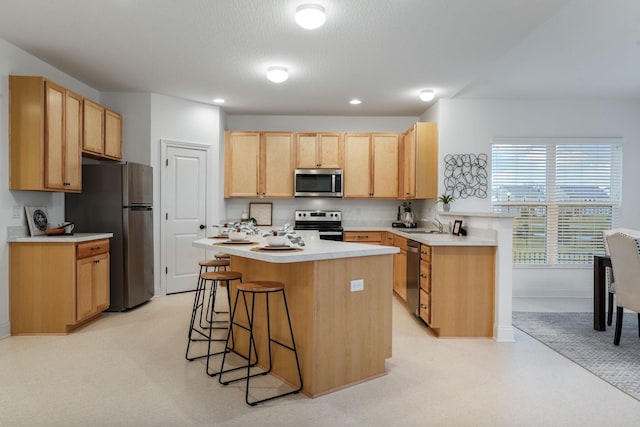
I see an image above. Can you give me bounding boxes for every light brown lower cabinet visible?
[343,231,384,244]
[392,235,407,301]
[419,244,495,337]
[9,239,110,335]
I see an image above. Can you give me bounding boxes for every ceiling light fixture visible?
[349,99,362,105]
[212,98,225,104]
[295,4,326,30]
[419,90,435,102]
[266,66,289,83]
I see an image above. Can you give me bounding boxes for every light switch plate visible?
[12,205,22,219]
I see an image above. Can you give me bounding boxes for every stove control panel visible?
[295,210,342,222]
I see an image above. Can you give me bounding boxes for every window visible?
[491,140,622,265]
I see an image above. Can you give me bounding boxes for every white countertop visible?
[344,227,497,246]
[193,236,399,264]
[8,233,114,243]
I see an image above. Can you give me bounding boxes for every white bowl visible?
[228,231,247,241]
[265,235,288,246]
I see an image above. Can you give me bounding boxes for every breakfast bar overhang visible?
[193,237,399,398]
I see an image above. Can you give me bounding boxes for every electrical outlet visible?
[350,279,364,292]
[12,205,22,220]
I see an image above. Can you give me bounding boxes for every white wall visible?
[0,39,103,338]
[424,98,640,303]
[149,94,222,295]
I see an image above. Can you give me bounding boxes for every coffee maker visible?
[392,202,417,228]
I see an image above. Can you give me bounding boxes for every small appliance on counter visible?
[393,202,416,228]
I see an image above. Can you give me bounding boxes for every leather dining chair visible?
[604,231,640,345]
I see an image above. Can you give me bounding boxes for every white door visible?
[163,145,208,294]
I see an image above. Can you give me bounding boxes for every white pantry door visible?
[163,144,207,294]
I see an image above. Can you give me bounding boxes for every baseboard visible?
[0,320,10,340]
[494,325,515,343]
[513,296,592,313]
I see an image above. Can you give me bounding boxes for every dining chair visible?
[604,231,640,345]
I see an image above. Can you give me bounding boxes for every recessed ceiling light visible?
[419,90,435,102]
[212,98,225,104]
[295,4,326,30]
[266,66,289,83]
[349,99,362,105]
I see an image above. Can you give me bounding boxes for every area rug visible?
[512,312,640,401]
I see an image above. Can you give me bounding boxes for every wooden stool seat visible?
[238,281,284,293]
[201,271,242,284]
[214,252,231,259]
[199,259,230,268]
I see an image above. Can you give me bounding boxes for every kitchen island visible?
[192,237,398,398]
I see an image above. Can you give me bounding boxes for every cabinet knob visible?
[420,304,426,309]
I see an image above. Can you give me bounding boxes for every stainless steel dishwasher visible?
[406,240,421,316]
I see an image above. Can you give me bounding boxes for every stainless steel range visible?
[294,210,343,241]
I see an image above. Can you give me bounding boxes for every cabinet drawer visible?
[344,231,382,243]
[76,239,109,258]
[420,245,431,261]
[419,288,431,324]
[420,260,431,293]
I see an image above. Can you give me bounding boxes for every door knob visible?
[199,224,206,229]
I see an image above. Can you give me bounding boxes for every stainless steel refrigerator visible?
[65,162,154,311]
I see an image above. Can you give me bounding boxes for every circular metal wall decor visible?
[443,153,488,199]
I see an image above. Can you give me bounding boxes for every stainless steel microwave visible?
[294,169,343,197]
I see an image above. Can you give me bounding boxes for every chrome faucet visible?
[431,218,444,233]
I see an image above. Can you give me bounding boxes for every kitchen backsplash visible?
[224,198,437,227]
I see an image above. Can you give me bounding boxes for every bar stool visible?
[218,281,303,406]
[185,259,230,361]
[215,252,230,260]
[200,271,243,377]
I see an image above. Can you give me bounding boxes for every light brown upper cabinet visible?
[343,133,399,198]
[401,122,438,199]
[83,99,123,160]
[9,76,82,192]
[295,133,343,169]
[104,109,123,160]
[224,131,295,198]
[83,99,104,156]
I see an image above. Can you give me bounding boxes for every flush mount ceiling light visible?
[349,99,362,105]
[295,4,326,30]
[419,89,435,102]
[212,98,225,104]
[266,66,289,83]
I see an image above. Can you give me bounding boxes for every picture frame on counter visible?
[25,206,49,236]
[249,202,272,226]
[452,220,463,236]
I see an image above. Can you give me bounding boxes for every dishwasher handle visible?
[407,245,419,253]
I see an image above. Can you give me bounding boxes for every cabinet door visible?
[414,122,438,199]
[344,134,372,198]
[83,99,105,155]
[76,256,95,322]
[393,249,407,301]
[262,133,294,198]
[402,125,416,199]
[225,132,260,197]
[104,109,123,160]
[371,133,399,198]
[95,253,110,311]
[44,81,65,190]
[318,133,342,168]
[64,90,83,191]
[295,133,319,168]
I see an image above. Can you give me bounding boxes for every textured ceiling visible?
[0,0,638,116]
